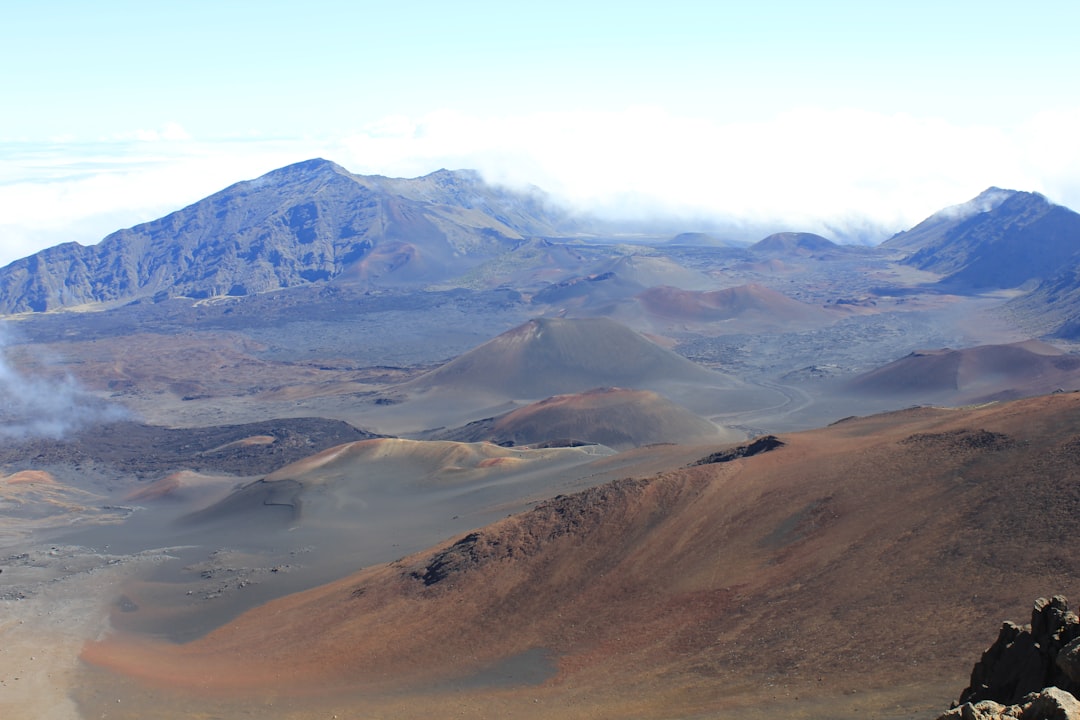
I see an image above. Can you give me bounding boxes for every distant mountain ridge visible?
[0,159,573,313]
[6,164,1080,314]
[885,188,1080,289]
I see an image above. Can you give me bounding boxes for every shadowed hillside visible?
[1007,265,1080,340]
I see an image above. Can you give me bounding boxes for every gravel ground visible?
[0,542,170,720]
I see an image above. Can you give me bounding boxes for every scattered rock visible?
[938,688,1080,719]
[1025,687,1080,720]
[404,478,649,590]
[900,429,1015,453]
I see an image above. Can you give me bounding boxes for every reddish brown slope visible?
[83,393,1080,717]
[636,283,830,326]
[438,387,731,449]
[404,316,734,399]
[847,339,1080,402]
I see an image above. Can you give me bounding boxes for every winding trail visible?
[707,378,817,435]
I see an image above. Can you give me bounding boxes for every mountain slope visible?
[0,159,570,313]
[432,387,727,449]
[1006,265,1080,340]
[634,283,831,327]
[184,438,609,529]
[884,188,1080,289]
[845,340,1080,402]
[82,393,1080,717]
[883,187,1015,252]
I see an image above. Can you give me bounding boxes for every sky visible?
[2,0,1079,266]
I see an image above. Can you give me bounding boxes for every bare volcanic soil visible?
[846,339,1080,403]
[403,316,734,399]
[432,387,731,449]
[634,283,832,328]
[78,392,1080,719]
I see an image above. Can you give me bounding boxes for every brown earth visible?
[123,470,242,505]
[433,387,734,449]
[634,283,832,329]
[847,339,1080,403]
[0,471,126,536]
[1,329,420,428]
[79,392,1080,718]
[402,316,735,400]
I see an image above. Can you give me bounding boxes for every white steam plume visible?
[0,324,128,440]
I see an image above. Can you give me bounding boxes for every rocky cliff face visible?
[937,596,1080,720]
[0,159,571,313]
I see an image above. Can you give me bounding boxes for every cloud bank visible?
[2,106,1079,266]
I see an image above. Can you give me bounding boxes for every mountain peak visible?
[421,167,482,182]
[259,157,351,182]
[965,187,1060,219]
[972,186,1015,204]
[289,157,341,171]
[922,187,1018,225]
[883,188,1019,253]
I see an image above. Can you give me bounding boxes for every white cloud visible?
[336,106,1080,237]
[105,121,194,143]
[2,106,1079,267]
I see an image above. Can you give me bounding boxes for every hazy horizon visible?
[3,0,1079,267]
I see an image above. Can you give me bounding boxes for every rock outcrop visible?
[690,434,784,466]
[937,596,1080,720]
[937,687,1080,720]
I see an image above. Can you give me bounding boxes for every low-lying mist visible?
[0,322,128,440]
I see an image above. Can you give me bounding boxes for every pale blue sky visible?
[2,0,1079,264]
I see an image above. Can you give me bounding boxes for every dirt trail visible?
[0,544,169,720]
